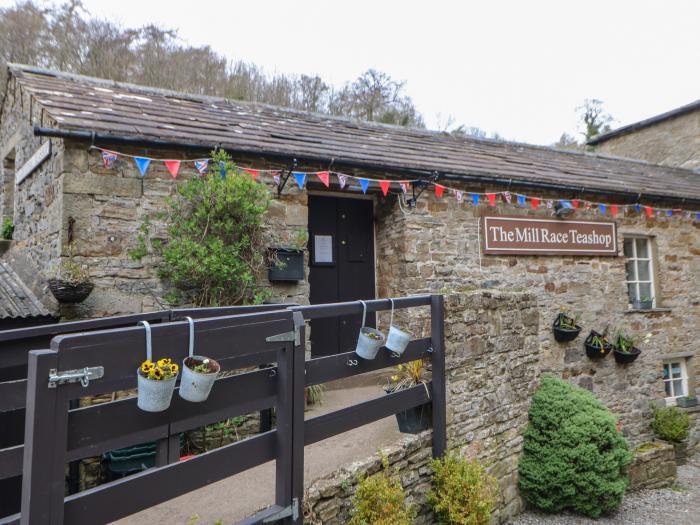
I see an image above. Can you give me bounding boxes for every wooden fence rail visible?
[2,295,445,525]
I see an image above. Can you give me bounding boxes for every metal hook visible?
[80,369,90,388]
[390,352,401,359]
[269,369,277,377]
[346,359,359,367]
[427,347,434,354]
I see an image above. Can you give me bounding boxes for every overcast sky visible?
[10,0,700,144]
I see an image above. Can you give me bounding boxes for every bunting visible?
[453,189,464,202]
[101,150,118,169]
[435,184,445,198]
[316,171,330,187]
[245,168,259,180]
[194,160,209,175]
[219,161,227,179]
[379,180,391,197]
[134,157,151,177]
[487,193,496,207]
[293,172,307,189]
[338,174,348,189]
[359,178,370,194]
[164,160,181,179]
[471,193,480,206]
[503,191,512,204]
[399,181,410,194]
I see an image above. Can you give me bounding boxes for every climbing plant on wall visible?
[131,149,271,306]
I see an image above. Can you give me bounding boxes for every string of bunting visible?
[94,147,700,221]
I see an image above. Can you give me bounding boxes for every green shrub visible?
[349,458,414,525]
[651,405,689,443]
[1,218,13,240]
[428,453,498,525]
[518,376,632,518]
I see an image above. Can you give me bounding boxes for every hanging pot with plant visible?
[612,329,651,364]
[676,396,698,408]
[385,298,412,356]
[179,316,221,402]
[552,308,582,342]
[137,321,179,412]
[48,245,94,304]
[384,359,432,434]
[355,300,386,360]
[584,330,613,359]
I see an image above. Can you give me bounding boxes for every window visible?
[623,237,656,306]
[663,360,689,404]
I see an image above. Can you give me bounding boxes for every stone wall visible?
[627,441,677,491]
[374,193,700,452]
[304,290,539,524]
[592,110,700,170]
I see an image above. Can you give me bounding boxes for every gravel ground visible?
[509,456,700,525]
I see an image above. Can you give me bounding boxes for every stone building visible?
[1,65,699,517]
[589,99,700,170]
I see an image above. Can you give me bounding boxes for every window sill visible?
[624,307,672,314]
[677,404,700,414]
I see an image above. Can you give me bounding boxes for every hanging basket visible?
[552,314,581,343]
[136,321,178,412]
[613,346,641,364]
[179,315,220,403]
[385,298,411,355]
[48,278,94,304]
[584,331,613,359]
[355,300,385,360]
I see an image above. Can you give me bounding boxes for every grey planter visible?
[0,239,11,256]
[676,397,698,408]
[632,299,654,310]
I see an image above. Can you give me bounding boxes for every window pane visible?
[628,284,638,301]
[671,363,682,378]
[665,381,672,397]
[662,365,670,380]
[624,238,634,257]
[673,379,684,397]
[637,260,651,281]
[636,238,649,258]
[639,282,652,299]
[625,261,637,281]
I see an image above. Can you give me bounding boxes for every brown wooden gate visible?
[5,296,445,525]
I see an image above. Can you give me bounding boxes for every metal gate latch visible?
[48,366,104,388]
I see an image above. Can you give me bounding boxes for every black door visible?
[308,195,376,357]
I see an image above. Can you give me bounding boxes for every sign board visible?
[15,140,51,185]
[313,234,334,264]
[481,215,618,256]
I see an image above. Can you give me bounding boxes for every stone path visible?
[509,456,700,525]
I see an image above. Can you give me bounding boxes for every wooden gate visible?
[5,295,445,524]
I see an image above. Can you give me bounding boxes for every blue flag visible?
[134,157,151,177]
[599,204,606,215]
[634,204,641,213]
[471,193,479,206]
[220,161,227,179]
[667,209,673,217]
[517,195,525,207]
[293,172,306,189]
[696,213,700,221]
[359,178,370,194]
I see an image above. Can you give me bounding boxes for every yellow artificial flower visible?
[157,358,171,367]
[169,363,179,374]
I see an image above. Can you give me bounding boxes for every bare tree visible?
[577,98,614,142]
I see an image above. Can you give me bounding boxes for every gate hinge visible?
[48,366,104,388]
[263,498,299,523]
[266,327,301,346]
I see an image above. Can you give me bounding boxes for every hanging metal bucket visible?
[136,321,177,412]
[178,317,220,402]
[355,300,386,360]
[385,298,411,355]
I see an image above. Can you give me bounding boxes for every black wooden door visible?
[308,195,376,357]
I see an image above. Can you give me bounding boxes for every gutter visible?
[35,126,700,209]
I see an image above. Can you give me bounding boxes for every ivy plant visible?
[131,149,271,306]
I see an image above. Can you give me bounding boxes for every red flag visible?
[164,160,180,178]
[379,180,391,196]
[571,199,579,209]
[645,206,653,218]
[487,193,496,206]
[531,198,539,209]
[316,171,330,187]
[435,184,445,198]
[245,168,259,180]
[399,181,410,194]
[611,205,618,218]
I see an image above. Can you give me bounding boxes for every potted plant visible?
[651,404,690,465]
[48,246,94,303]
[612,329,651,364]
[552,308,582,342]
[384,360,432,434]
[0,218,12,255]
[180,356,220,402]
[584,330,613,359]
[137,357,179,412]
[676,396,698,408]
[632,296,654,310]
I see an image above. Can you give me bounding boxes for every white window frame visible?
[663,359,689,405]
[623,236,656,307]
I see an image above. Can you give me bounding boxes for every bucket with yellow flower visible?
[137,320,179,412]
[384,359,432,434]
[179,316,220,402]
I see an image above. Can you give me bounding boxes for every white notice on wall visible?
[314,235,333,263]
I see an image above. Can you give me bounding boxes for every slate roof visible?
[0,261,51,319]
[7,64,700,202]
[589,99,700,145]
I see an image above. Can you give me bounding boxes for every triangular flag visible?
[435,184,445,198]
[487,193,496,206]
[194,160,209,175]
[293,172,306,189]
[453,189,464,202]
[610,205,618,218]
[359,178,370,194]
[517,195,526,207]
[379,180,391,196]
[244,168,259,180]
[667,209,673,217]
[471,193,480,206]
[645,206,653,218]
[531,198,539,209]
[584,201,592,210]
[696,212,700,221]
[634,204,641,213]
[571,199,579,209]
[399,181,410,194]
[273,173,281,186]
[220,161,227,179]
[316,171,330,187]
[502,191,512,203]
[546,200,553,209]
[101,150,118,169]
[134,157,151,177]
[338,174,348,189]
[164,160,181,179]
[599,204,607,215]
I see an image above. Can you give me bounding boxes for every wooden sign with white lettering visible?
[481,215,618,256]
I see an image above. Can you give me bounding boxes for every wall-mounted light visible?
[553,201,576,218]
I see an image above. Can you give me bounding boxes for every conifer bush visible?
[518,376,632,518]
[349,457,414,525]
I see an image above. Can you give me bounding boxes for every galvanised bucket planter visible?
[136,320,178,412]
[355,300,385,360]
[179,317,220,402]
[384,298,411,356]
